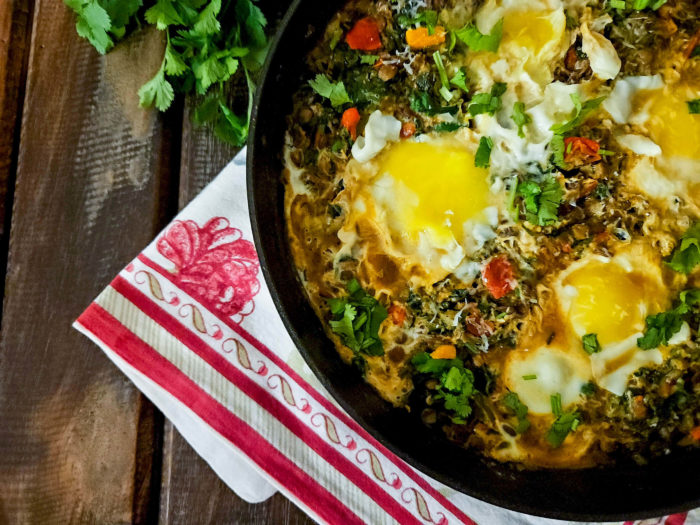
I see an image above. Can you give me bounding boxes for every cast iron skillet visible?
[247,0,700,520]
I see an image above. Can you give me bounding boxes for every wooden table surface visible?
[0,1,314,523]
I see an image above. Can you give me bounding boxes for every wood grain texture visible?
[160,422,314,525]
[0,0,32,282]
[0,2,178,523]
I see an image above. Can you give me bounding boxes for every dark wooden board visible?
[0,2,178,522]
[0,0,32,297]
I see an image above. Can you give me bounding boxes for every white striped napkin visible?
[74,149,696,525]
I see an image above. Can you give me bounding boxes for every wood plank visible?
[0,2,179,522]
[159,1,314,520]
[0,0,32,301]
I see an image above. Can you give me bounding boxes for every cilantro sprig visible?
[308,74,352,108]
[515,173,563,226]
[412,352,476,424]
[64,0,269,147]
[327,279,388,356]
[637,289,700,350]
[667,223,700,274]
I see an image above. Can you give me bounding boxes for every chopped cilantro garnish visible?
[688,99,700,114]
[454,19,503,52]
[327,279,387,356]
[511,102,531,138]
[522,374,537,380]
[550,393,563,417]
[412,352,476,424]
[397,9,438,32]
[360,54,379,65]
[545,393,580,447]
[449,68,469,92]
[637,289,700,349]
[308,74,351,108]
[434,122,462,133]
[433,52,450,90]
[582,333,602,355]
[468,82,507,116]
[667,223,700,274]
[546,412,581,448]
[580,381,597,396]
[550,134,566,169]
[516,173,563,226]
[502,392,531,433]
[474,136,493,168]
[609,0,666,10]
[594,182,611,200]
[550,94,606,135]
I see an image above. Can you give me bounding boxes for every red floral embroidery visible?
[157,218,260,319]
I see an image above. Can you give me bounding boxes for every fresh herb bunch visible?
[63,0,269,146]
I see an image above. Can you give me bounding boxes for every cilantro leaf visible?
[582,333,601,355]
[449,67,469,92]
[411,352,461,374]
[667,223,700,274]
[511,101,531,138]
[580,381,597,396]
[455,19,503,52]
[550,133,566,169]
[516,173,563,226]
[138,66,175,111]
[609,0,667,11]
[468,82,507,116]
[502,392,531,433]
[436,366,475,423]
[550,94,606,135]
[397,9,438,31]
[412,353,476,424]
[144,0,185,30]
[433,122,462,133]
[360,54,379,65]
[474,136,493,168]
[309,74,352,108]
[546,412,580,448]
[70,0,114,54]
[637,288,700,349]
[327,279,387,356]
[193,0,222,35]
[688,99,700,115]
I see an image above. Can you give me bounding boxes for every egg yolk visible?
[636,86,700,160]
[562,260,661,346]
[502,11,556,55]
[378,141,490,243]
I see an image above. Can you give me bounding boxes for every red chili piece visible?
[481,256,516,300]
[346,17,382,51]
